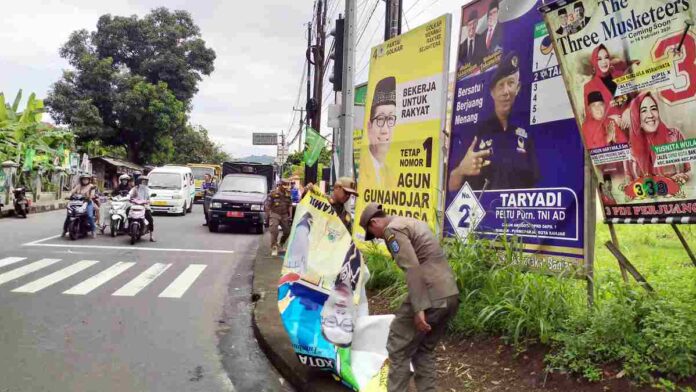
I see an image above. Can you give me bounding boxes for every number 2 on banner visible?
[654,33,696,104]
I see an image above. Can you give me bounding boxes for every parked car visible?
[207,173,267,233]
[148,166,195,215]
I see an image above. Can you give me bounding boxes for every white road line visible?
[23,234,62,246]
[22,242,235,254]
[112,263,171,297]
[12,260,100,293]
[63,262,136,295]
[0,259,62,286]
[0,257,26,269]
[158,264,207,298]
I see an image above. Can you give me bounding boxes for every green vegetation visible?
[364,224,696,385]
[46,8,225,165]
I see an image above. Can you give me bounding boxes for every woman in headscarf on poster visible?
[583,44,639,129]
[628,91,691,184]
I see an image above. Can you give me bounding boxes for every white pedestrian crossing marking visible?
[0,258,61,286]
[63,262,136,295]
[112,263,171,297]
[12,260,100,293]
[159,264,207,298]
[0,257,207,299]
[0,257,26,269]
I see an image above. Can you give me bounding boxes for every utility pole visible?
[304,22,312,158]
[305,0,326,184]
[384,0,402,40]
[292,106,305,153]
[339,0,356,177]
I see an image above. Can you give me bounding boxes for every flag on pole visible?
[303,127,324,167]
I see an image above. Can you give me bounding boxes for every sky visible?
[2,0,472,159]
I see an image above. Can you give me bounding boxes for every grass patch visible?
[364,224,696,385]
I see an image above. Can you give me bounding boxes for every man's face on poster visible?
[320,282,354,347]
[589,101,606,121]
[488,7,498,29]
[368,104,396,163]
[575,6,585,20]
[467,19,477,39]
[559,13,568,27]
[490,71,521,116]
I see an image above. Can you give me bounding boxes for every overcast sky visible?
[2,0,471,159]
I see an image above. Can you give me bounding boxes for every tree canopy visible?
[46,7,217,164]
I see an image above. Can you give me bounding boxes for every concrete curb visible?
[0,200,67,218]
[251,233,350,392]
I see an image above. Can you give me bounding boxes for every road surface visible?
[0,204,291,392]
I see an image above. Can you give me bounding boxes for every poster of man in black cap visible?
[449,51,539,191]
[446,1,585,273]
[361,76,397,188]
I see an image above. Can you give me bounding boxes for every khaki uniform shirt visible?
[330,198,352,234]
[267,188,292,217]
[384,217,459,312]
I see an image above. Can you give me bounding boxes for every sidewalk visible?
[252,233,349,392]
[0,197,67,218]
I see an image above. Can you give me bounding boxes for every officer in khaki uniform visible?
[266,179,293,256]
[360,203,460,392]
[330,177,358,234]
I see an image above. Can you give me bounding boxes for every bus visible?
[188,164,222,201]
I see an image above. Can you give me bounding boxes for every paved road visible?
[0,204,291,392]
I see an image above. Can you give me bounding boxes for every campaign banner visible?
[445,0,586,273]
[354,83,368,180]
[354,15,451,242]
[278,189,393,391]
[540,0,696,223]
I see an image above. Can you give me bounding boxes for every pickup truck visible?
[207,173,267,233]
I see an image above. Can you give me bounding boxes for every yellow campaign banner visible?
[354,14,452,243]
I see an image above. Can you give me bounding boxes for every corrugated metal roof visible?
[91,156,143,171]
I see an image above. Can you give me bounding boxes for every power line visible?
[409,0,439,21]
[404,0,423,15]
[356,0,380,45]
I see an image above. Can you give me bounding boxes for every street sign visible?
[252,133,278,146]
[446,182,485,240]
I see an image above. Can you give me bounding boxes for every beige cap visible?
[359,203,383,240]
[334,177,358,196]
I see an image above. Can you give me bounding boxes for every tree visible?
[46,8,216,164]
[169,125,231,164]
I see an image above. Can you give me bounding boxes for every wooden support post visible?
[607,223,629,283]
[672,224,696,267]
[605,241,654,292]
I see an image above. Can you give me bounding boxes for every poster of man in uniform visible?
[278,189,393,391]
[445,0,586,273]
[541,0,696,223]
[354,15,452,242]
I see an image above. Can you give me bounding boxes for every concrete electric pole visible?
[339,0,357,178]
[384,0,402,40]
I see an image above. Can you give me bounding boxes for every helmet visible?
[138,175,149,184]
[119,174,131,182]
[79,173,91,180]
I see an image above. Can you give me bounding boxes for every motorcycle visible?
[109,194,131,237]
[13,187,30,218]
[127,199,150,245]
[65,194,90,240]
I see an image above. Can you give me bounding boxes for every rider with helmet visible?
[127,175,155,242]
[65,174,97,238]
[113,174,133,196]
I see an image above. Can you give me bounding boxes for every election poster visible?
[354,83,368,180]
[354,14,452,242]
[445,0,586,274]
[278,188,393,391]
[541,0,696,223]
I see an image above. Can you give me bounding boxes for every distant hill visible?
[235,155,275,164]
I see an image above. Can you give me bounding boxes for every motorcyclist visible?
[127,175,155,242]
[91,175,104,234]
[113,174,132,197]
[64,174,97,238]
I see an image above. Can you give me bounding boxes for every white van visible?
[147,166,195,215]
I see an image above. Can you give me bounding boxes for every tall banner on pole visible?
[278,189,393,391]
[445,0,586,273]
[354,15,452,241]
[541,0,696,224]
